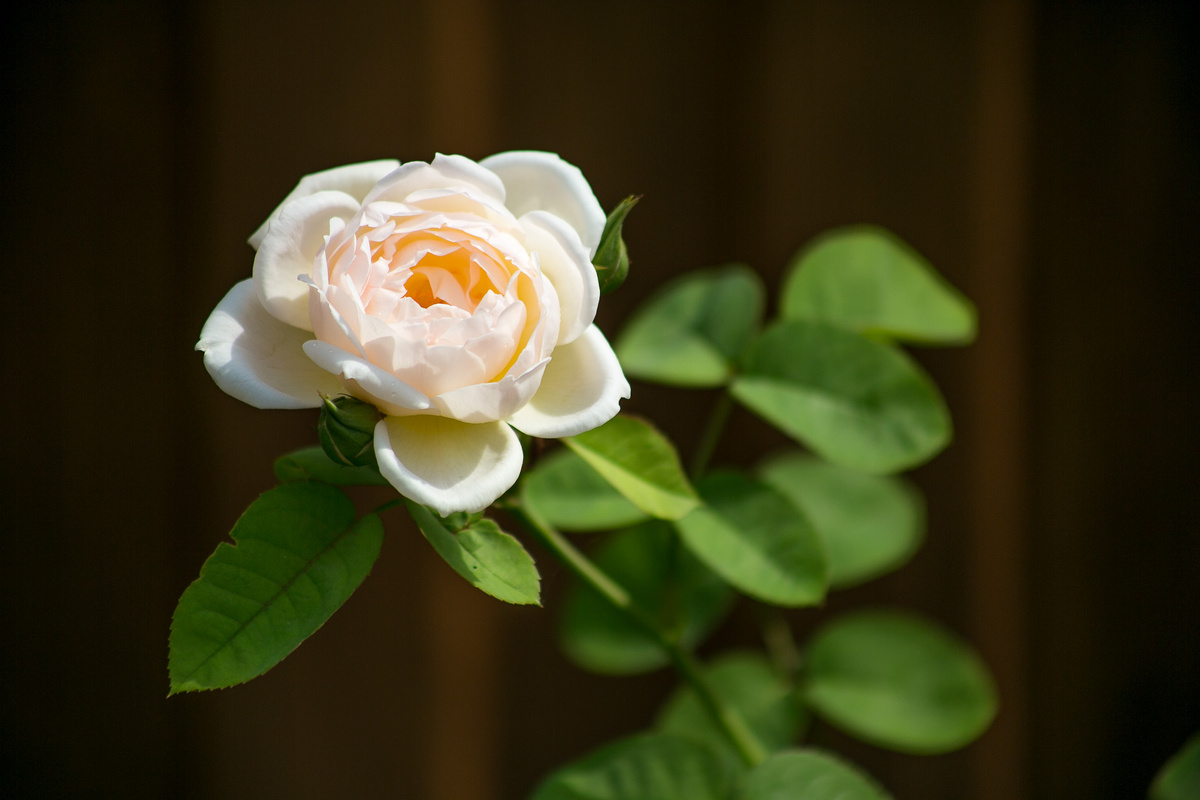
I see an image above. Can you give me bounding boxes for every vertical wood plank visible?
[966,1,1032,798]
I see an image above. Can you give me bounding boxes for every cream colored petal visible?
[362,154,505,207]
[520,210,599,345]
[248,160,398,249]
[432,358,550,423]
[196,279,340,409]
[253,191,361,330]
[507,325,630,438]
[302,340,433,416]
[374,416,524,515]
[480,151,606,256]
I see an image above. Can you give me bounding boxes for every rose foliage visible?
[175,153,998,800]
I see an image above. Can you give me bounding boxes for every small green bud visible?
[317,395,382,468]
[593,195,640,295]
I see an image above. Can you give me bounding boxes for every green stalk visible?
[508,500,769,767]
[689,391,734,480]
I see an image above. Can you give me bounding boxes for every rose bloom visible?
[198,152,630,515]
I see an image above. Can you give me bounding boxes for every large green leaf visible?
[739,750,893,800]
[273,445,389,486]
[565,415,700,520]
[802,610,997,753]
[615,264,765,387]
[759,453,924,588]
[731,320,952,474]
[169,482,383,693]
[781,226,976,345]
[1151,733,1200,800]
[657,651,806,757]
[560,521,734,674]
[407,503,541,605]
[530,733,730,800]
[522,448,649,532]
[674,472,827,607]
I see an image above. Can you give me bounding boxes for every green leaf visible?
[657,652,807,757]
[529,732,730,800]
[615,264,765,387]
[759,453,924,588]
[781,225,976,345]
[274,446,389,486]
[522,448,649,532]
[731,320,952,474]
[674,472,827,607]
[739,750,893,800]
[560,521,734,674]
[1151,732,1200,800]
[802,610,998,753]
[565,415,700,520]
[169,482,383,693]
[407,503,541,605]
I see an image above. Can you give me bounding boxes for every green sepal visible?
[317,395,381,468]
[593,195,640,294]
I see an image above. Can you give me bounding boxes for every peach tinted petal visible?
[480,151,606,256]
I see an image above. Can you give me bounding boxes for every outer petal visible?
[507,325,630,438]
[374,416,524,515]
[197,279,341,408]
[362,154,506,207]
[480,151,606,256]
[303,340,433,416]
[520,209,600,345]
[248,159,399,249]
[254,190,362,330]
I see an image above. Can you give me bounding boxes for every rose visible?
[197,152,630,515]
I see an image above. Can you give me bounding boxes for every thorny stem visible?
[507,500,769,768]
[688,391,734,481]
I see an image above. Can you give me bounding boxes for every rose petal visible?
[254,190,362,330]
[520,210,600,345]
[248,159,399,249]
[362,154,506,207]
[433,357,550,423]
[197,279,341,408]
[303,340,433,416]
[374,416,524,515]
[480,151,606,256]
[506,325,630,438]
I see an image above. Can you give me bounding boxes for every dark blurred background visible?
[2,1,1197,798]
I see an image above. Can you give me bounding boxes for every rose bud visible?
[318,395,381,468]
[594,195,639,295]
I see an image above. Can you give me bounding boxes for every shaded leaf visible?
[274,445,389,486]
[674,472,827,607]
[530,733,730,800]
[408,503,541,605]
[522,448,649,532]
[803,610,997,753]
[1151,732,1200,800]
[561,521,733,674]
[657,651,807,758]
[781,225,976,345]
[731,320,951,474]
[169,482,383,693]
[565,415,700,520]
[739,749,893,800]
[615,264,765,387]
[759,453,924,588]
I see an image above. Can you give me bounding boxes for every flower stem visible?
[507,500,769,767]
[689,391,734,480]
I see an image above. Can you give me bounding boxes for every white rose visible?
[198,152,630,515]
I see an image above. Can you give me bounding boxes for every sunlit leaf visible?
[657,651,806,757]
[803,610,997,753]
[740,749,893,800]
[169,482,383,693]
[674,472,826,607]
[759,453,924,588]
[565,415,700,520]
[522,448,649,532]
[1151,732,1200,800]
[408,503,541,605]
[273,445,389,486]
[560,521,734,674]
[530,733,730,800]
[615,264,765,387]
[781,225,976,345]
[731,320,951,474]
